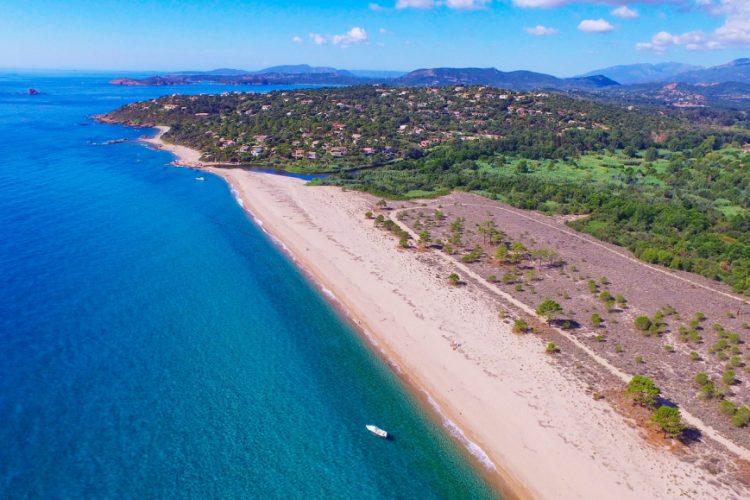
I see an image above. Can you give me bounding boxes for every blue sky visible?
[1,0,748,75]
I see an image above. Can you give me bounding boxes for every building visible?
[329,147,348,158]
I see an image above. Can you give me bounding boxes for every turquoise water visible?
[0,74,497,498]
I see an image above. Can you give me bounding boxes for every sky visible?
[1,0,748,76]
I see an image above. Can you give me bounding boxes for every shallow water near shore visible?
[0,74,497,497]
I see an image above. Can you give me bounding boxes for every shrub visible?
[699,382,716,400]
[732,406,750,428]
[399,232,409,248]
[546,342,558,354]
[536,299,563,323]
[634,316,652,332]
[486,274,498,283]
[689,351,700,361]
[664,345,675,353]
[694,372,709,386]
[720,400,737,416]
[626,375,660,408]
[661,305,677,316]
[461,247,484,263]
[513,319,529,334]
[689,330,703,343]
[709,339,728,354]
[448,273,460,286]
[651,405,685,438]
[722,369,736,386]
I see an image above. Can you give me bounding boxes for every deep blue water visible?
[0,74,497,498]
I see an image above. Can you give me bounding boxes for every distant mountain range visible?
[580,80,750,111]
[395,67,618,90]
[107,59,750,108]
[582,59,750,86]
[578,62,701,85]
[110,64,618,91]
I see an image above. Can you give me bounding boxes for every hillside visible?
[255,64,355,76]
[585,81,750,111]
[676,59,750,84]
[579,62,701,85]
[100,85,692,170]
[583,59,750,86]
[108,65,619,91]
[395,67,619,90]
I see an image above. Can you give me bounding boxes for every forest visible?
[321,137,750,293]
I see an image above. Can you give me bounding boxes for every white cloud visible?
[396,0,490,9]
[369,2,385,11]
[578,19,615,33]
[444,0,491,9]
[637,0,750,52]
[291,35,303,43]
[524,25,559,36]
[310,27,369,47]
[637,30,717,52]
[513,0,687,7]
[379,27,391,34]
[396,0,435,8]
[309,33,327,45]
[612,6,639,19]
[332,27,368,46]
[713,0,750,47]
[512,0,566,5]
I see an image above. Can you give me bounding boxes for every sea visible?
[0,73,498,498]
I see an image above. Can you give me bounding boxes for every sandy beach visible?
[146,129,747,499]
[142,126,205,168]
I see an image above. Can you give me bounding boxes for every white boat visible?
[366,424,388,439]
[195,176,205,181]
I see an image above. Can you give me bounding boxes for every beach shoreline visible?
[139,128,523,495]
[210,169,527,499]
[139,127,746,499]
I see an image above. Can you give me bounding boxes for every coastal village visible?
[108,85,646,169]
